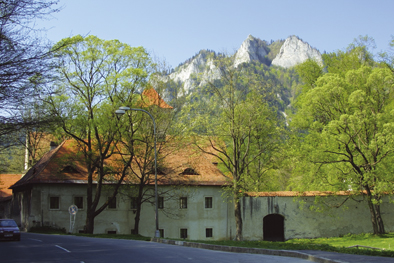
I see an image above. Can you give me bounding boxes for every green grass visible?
[74,233,151,241]
[287,232,394,251]
[191,233,394,258]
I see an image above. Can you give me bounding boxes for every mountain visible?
[168,50,220,95]
[271,35,322,68]
[233,35,269,67]
[167,35,321,95]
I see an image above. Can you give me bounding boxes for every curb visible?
[151,238,345,263]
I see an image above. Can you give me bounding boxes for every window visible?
[108,197,117,209]
[158,197,164,209]
[74,196,83,209]
[205,197,212,208]
[159,229,164,238]
[180,228,187,239]
[180,197,187,209]
[49,196,60,209]
[206,228,213,238]
[130,197,138,210]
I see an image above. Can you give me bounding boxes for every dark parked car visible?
[0,219,20,241]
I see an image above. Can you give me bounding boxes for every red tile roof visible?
[246,191,362,197]
[10,139,229,189]
[140,88,173,109]
[0,174,22,201]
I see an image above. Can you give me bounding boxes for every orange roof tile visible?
[246,191,364,197]
[11,139,229,189]
[140,88,173,109]
[0,174,22,200]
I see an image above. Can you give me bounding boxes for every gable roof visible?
[0,174,22,201]
[10,139,228,189]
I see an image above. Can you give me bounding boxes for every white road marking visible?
[55,245,71,253]
[28,238,43,242]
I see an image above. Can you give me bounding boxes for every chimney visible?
[50,141,58,151]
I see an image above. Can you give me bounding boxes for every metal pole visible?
[117,107,160,238]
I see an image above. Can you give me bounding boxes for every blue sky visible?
[37,0,394,68]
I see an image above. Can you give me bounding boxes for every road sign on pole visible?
[68,205,78,233]
[69,204,78,215]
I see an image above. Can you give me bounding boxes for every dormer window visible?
[62,165,79,173]
[148,167,166,175]
[181,168,199,175]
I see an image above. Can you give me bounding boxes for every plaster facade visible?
[240,195,394,240]
[12,182,394,241]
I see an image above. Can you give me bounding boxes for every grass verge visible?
[191,233,394,258]
[74,233,151,241]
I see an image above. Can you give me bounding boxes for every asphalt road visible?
[0,232,313,263]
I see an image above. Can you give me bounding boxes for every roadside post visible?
[68,204,78,233]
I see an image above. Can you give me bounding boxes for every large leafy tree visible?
[291,45,394,234]
[180,56,283,240]
[47,35,152,233]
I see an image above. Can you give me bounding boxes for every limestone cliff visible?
[168,50,220,95]
[233,35,268,67]
[271,35,322,68]
[167,35,322,95]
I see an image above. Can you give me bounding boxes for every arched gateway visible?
[263,214,285,241]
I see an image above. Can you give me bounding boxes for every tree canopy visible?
[290,44,394,234]
[47,35,152,233]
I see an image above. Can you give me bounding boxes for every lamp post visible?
[115,106,160,238]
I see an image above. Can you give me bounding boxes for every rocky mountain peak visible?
[168,50,218,95]
[233,34,268,67]
[271,35,322,68]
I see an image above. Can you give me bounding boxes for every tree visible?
[0,0,61,143]
[47,35,152,233]
[379,35,394,73]
[180,56,283,240]
[291,46,394,234]
[117,60,188,235]
[116,87,177,235]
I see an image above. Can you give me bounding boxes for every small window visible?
[159,229,164,238]
[180,197,187,209]
[130,197,138,210]
[181,168,199,175]
[108,197,117,209]
[49,196,60,209]
[158,197,164,209]
[205,197,212,208]
[206,228,213,238]
[180,228,187,239]
[74,196,83,209]
[107,230,116,234]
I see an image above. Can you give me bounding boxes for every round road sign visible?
[69,204,78,215]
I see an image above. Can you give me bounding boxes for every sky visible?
[36,0,394,68]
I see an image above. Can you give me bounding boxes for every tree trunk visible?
[132,206,141,235]
[234,194,243,241]
[365,188,385,234]
[374,203,385,234]
[85,210,95,234]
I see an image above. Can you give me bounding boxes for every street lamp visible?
[115,106,160,238]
